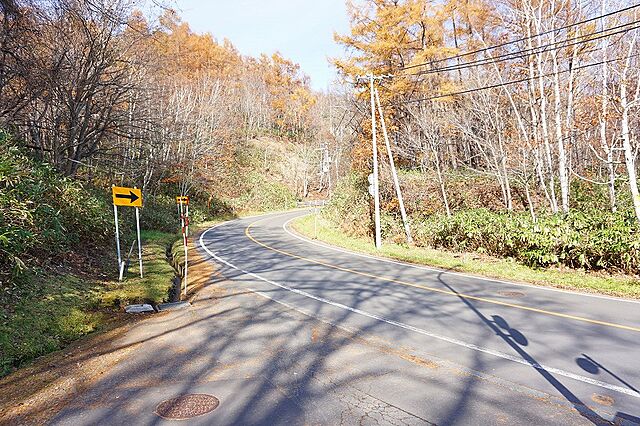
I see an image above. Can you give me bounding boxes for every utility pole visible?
[356,73,399,249]
[374,87,412,244]
[369,74,382,249]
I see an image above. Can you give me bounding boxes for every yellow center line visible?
[244,217,640,334]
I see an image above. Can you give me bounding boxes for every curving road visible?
[199,209,640,425]
[47,209,640,425]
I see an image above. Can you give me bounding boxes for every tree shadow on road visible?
[14,216,638,425]
[437,273,613,426]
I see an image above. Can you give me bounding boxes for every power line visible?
[398,18,638,108]
[395,50,640,106]
[406,19,640,77]
[400,3,640,73]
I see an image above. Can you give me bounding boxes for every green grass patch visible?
[292,214,640,299]
[0,273,105,377]
[0,230,179,377]
[99,230,178,308]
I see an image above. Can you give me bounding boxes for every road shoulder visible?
[0,230,217,425]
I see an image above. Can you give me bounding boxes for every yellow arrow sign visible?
[112,186,143,207]
[176,196,189,205]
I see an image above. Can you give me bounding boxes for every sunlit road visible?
[199,210,640,425]
[50,210,640,425]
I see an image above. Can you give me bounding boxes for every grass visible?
[0,273,105,377]
[0,230,180,377]
[291,214,640,299]
[99,230,179,308]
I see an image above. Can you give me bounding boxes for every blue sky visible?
[175,0,351,91]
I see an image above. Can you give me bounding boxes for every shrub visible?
[414,208,640,273]
[228,171,296,212]
[324,172,640,274]
[0,135,113,276]
[140,194,181,233]
[322,173,371,237]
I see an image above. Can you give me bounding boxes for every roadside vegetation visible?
[299,172,640,298]
[305,1,640,299]
[293,213,640,299]
[0,135,302,377]
[0,230,178,377]
[1,0,332,379]
[0,139,174,376]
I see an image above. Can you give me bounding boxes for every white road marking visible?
[199,219,640,399]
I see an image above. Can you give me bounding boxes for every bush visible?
[325,171,640,274]
[415,208,640,273]
[206,195,234,217]
[228,171,296,212]
[0,135,113,276]
[323,173,371,237]
[140,194,181,233]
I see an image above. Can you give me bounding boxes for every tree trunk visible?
[600,0,617,212]
[550,33,570,214]
[534,4,559,213]
[620,34,640,223]
[432,143,451,217]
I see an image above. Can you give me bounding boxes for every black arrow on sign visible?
[115,191,139,204]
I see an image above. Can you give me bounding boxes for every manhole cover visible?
[591,393,614,406]
[155,394,220,419]
[498,291,525,298]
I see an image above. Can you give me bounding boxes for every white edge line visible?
[241,286,587,410]
[282,214,640,305]
[198,221,640,400]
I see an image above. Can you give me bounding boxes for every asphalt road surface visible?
[51,210,640,425]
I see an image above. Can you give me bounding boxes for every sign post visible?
[112,186,144,281]
[186,203,190,237]
[113,200,122,278]
[176,196,190,298]
[134,188,143,278]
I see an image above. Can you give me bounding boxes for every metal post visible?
[183,227,188,297]
[184,202,189,296]
[113,203,123,280]
[135,206,143,278]
[314,203,318,239]
[370,74,382,249]
[374,87,413,244]
[185,204,189,237]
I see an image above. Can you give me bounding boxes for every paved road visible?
[50,210,640,425]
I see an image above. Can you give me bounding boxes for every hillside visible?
[0,134,309,377]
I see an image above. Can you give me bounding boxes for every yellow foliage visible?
[127,9,316,141]
[333,0,497,171]
[260,52,317,139]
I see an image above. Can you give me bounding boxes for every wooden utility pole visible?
[356,73,409,248]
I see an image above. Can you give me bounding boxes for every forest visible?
[0,0,353,276]
[327,0,640,274]
[1,0,640,374]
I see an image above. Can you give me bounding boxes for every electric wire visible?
[400,2,640,72]
[395,50,640,106]
[406,19,640,77]
[393,17,639,108]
